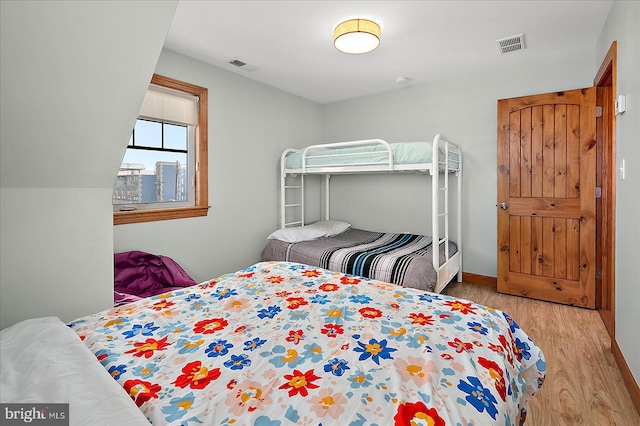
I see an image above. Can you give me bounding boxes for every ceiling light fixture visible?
[334,19,380,54]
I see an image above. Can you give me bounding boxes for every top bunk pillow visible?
[308,220,351,237]
[267,225,327,243]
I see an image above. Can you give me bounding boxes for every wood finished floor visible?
[443,281,639,426]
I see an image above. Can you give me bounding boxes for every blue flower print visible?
[349,294,373,304]
[185,293,201,302]
[353,338,397,365]
[301,343,324,363]
[122,322,159,339]
[514,338,531,360]
[288,310,310,322]
[468,321,489,335]
[108,364,127,380]
[322,305,354,324]
[405,333,430,349]
[205,339,233,357]
[433,309,462,325]
[348,369,374,389]
[457,376,498,420]
[212,287,238,300]
[503,313,521,333]
[177,337,205,354]
[418,293,441,303]
[161,392,196,422]
[132,363,159,379]
[157,321,186,337]
[257,305,281,319]
[324,358,350,376]
[309,294,330,305]
[224,354,251,370]
[244,337,267,351]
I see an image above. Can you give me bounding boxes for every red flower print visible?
[340,276,360,285]
[286,297,308,310]
[123,379,161,407]
[286,329,305,345]
[441,353,454,361]
[125,336,172,358]
[302,269,321,278]
[275,291,293,298]
[267,276,284,284]
[151,300,175,311]
[237,272,254,279]
[448,337,474,353]
[408,313,434,326]
[498,334,514,365]
[319,283,339,292]
[193,318,228,334]
[227,379,237,390]
[478,357,507,402]
[443,300,477,315]
[394,401,445,426]
[359,307,383,319]
[488,343,505,354]
[173,360,221,390]
[321,323,344,338]
[390,303,400,309]
[278,369,320,397]
[234,325,247,333]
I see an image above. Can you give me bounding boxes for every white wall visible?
[322,47,596,277]
[112,49,323,281]
[596,0,640,384]
[0,1,177,328]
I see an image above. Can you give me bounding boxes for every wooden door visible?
[497,88,596,308]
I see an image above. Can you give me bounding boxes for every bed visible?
[66,261,545,425]
[265,135,462,293]
[262,226,458,293]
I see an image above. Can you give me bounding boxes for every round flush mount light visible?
[334,19,381,54]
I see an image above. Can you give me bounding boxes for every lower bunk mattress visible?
[262,228,457,292]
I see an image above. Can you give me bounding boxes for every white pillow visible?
[267,226,327,243]
[308,220,351,237]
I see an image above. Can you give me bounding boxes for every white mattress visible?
[285,141,459,169]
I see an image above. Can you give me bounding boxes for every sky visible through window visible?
[123,119,187,170]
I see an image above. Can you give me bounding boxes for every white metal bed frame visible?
[279,134,462,292]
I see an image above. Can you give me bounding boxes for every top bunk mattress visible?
[284,141,459,170]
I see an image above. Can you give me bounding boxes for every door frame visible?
[594,41,617,337]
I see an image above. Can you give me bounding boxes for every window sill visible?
[113,205,210,225]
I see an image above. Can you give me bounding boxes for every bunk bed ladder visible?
[281,173,304,228]
[432,135,463,287]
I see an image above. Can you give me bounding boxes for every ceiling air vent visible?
[229,59,247,68]
[496,34,526,54]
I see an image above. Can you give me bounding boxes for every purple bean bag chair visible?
[114,251,197,306]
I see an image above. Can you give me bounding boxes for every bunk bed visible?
[262,134,462,293]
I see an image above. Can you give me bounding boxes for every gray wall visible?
[321,48,596,277]
[596,0,640,384]
[112,49,323,281]
[0,1,177,328]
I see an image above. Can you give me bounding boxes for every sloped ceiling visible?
[0,1,178,188]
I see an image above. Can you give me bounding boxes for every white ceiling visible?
[164,0,613,104]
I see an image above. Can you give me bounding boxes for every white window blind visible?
[138,84,198,126]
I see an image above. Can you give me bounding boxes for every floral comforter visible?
[70,261,546,425]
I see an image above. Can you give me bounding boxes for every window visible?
[113,74,208,225]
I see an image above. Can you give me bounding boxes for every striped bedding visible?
[261,228,457,292]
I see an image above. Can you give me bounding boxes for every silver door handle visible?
[500,203,508,210]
